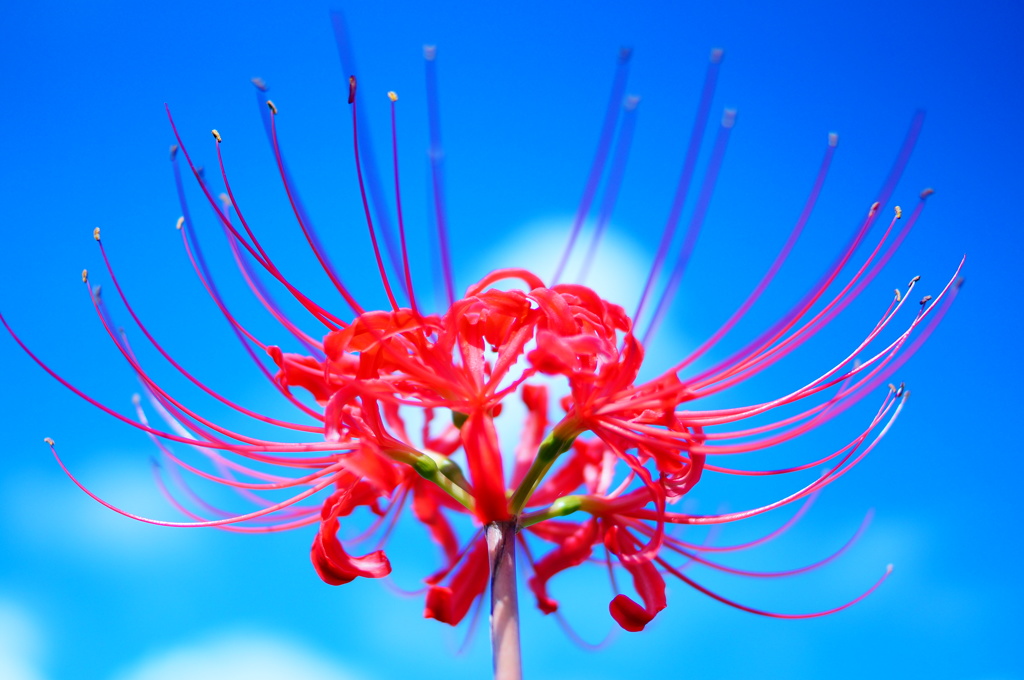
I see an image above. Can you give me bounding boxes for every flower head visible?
[0,31,962,641]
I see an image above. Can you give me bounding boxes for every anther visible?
[869,201,880,215]
[828,132,839,147]
[620,47,634,63]
[93,285,101,298]
[131,393,141,405]
[888,383,897,392]
[212,129,222,143]
[348,75,357,104]
[920,187,935,199]
[387,91,398,102]
[169,145,178,160]
[175,216,185,230]
[423,45,437,61]
[93,227,101,241]
[722,108,737,128]
[909,275,921,285]
[43,437,54,446]
[81,269,88,283]
[896,382,905,397]
[267,100,278,115]
[919,295,932,305]
[251,77,268,92]
[624,95,641,111]
[894,288,902,302]
[218,193,231,210]
[709,48,724,64]
[894,205,902,219]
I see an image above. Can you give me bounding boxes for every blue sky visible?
[0,1,1021,679]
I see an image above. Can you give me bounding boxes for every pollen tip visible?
[93,227,101,241]
[251,77,268,92]
[828,132,839,147]
[888,382,897,392]
[267,100,278,115]
[211,129,222,143]
[217,193,231,209]
[423,44,437,61]
[131,393,141,405]
[43,437,55,446]
[894,205,902,219]
[347,75,357,104]
[81,269,88,283]
[894,288,901,302]
[721,108,737,128]
[624,95,641,111]
[387,90,398,102]
[909,275,921,285]
[709,47,724,64]
[920,187,935,200]
[169,144,178,160]
[886,563,894,574]
[919,295,932,305]
[619,46,634,63]
[175,216,185,230]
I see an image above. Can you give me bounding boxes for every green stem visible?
[508,431,575,516]
[391,449,476,512]
[519,495,584,528]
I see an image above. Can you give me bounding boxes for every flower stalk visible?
[487,521,523,680]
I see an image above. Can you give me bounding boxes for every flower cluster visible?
[1,36,961,638]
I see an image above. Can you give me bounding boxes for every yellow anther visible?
[894,205,902,219]
[920,187,935,199]
[920,295,932,305]
[93,227,101,241]
[869,201,880,215]
[218,193,231,209]
[267,100,278,115]
[828,132,839,147]
[387,91,398,102]
[909,275,921,285]
[212,129,222,143]
[81,269,88,283]
[175,216,185,230]
[43,437,55,446]
[894,288,902,302]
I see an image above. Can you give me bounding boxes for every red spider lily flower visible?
[0,21,962,676]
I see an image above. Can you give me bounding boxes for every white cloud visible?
[0,600,44,680]
[112,631,365,680]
